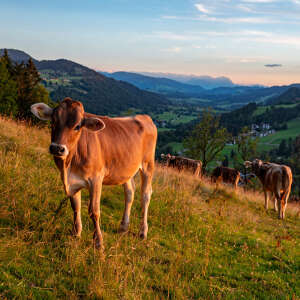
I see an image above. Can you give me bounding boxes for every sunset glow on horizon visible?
[1,0,300,86]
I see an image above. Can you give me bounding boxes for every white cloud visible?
[162,47,182,53]
[161,15,180,20]
[241,0,277,3]
[193,45,217,49]
[150,30,271,41]
[237,4,255,12]
[195,3,211,14]
[196,15,278,24]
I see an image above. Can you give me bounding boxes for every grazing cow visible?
[211,166,240,189]
[160,154,202,177]
[244,159,292,219]
[160,153,172,167]
[178,156,202,177]
[31,98,157,249]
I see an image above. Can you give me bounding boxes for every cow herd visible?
[30,98,294,249]
[161,153,293,220]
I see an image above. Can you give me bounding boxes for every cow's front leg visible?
[88,178,104,249]
[70,190,82,237]
[119,178,135,233]
[139,163,154,239]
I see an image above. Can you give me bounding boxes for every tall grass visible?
[0,117,299,299]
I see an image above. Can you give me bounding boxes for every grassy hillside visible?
[0,117,299,299]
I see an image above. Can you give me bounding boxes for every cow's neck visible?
[255,167,267,185]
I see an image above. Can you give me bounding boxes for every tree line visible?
[0,49,52,121]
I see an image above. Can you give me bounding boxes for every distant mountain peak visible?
[137,72,235,89]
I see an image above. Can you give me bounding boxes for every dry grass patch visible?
[0,117,299,299]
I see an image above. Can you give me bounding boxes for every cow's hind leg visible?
[271,193,278,212]
[139,162,154,239]
[274,189,282,219]
[88,178,104,249]
[70,190,82,237]
[264,189,269,210]
[280,189,290,219]
[119,178,135,233]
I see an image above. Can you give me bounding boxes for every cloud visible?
[237,4,255,12]
[196,15,280,24]
[241,0,277,3]
[195,3,211,14]
[162,47,182,53]
[264,64,282,67]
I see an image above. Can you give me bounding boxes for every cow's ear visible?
[31,103,53,121]
[83,117,105,132]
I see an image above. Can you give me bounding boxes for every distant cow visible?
[31,98,157,249]
[160,153,172,167]
[244,159,292,219]
[211,166,240,189]
[160,154,202,177]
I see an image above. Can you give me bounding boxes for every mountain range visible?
[1,49,170,115]
[101,71,205,96]
[2,49,300,114]
[139,72,236,89]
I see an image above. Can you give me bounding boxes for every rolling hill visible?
[267,86,300,105]
[1,49,170,115]
[0,116,299,298]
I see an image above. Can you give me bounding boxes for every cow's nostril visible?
[59,147,65,153]
[49,145,55,153]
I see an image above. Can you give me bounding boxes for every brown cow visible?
[31,98,157,249]
[160,154,202,177]
[211,166,240,189]
[244,159,292,219]
[160,153,172,167]
[178,156,202,177]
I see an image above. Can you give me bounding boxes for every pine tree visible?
[0,58,18,116]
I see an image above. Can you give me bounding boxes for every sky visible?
[1,0,300,86]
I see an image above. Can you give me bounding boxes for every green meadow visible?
[0,117,299,299]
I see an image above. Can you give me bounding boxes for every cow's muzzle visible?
[49,143,69,157]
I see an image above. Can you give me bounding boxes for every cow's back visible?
[75,114,157,185]
[265,164,292,192]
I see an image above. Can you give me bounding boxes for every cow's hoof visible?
[138,231,147,240]
[94,240,104,251]
[118,222,129,233]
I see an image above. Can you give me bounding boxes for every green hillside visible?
[2,49,170,116]
[1,117,299,299]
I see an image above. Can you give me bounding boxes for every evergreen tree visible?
[222,155,229,167]
[0,51,52,120]
[0,58,18,116]
[278,139,287,156]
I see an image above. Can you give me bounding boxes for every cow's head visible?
[244,159,263,173]
[31,98,105,158]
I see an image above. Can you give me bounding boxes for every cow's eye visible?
[74,124,81,131]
